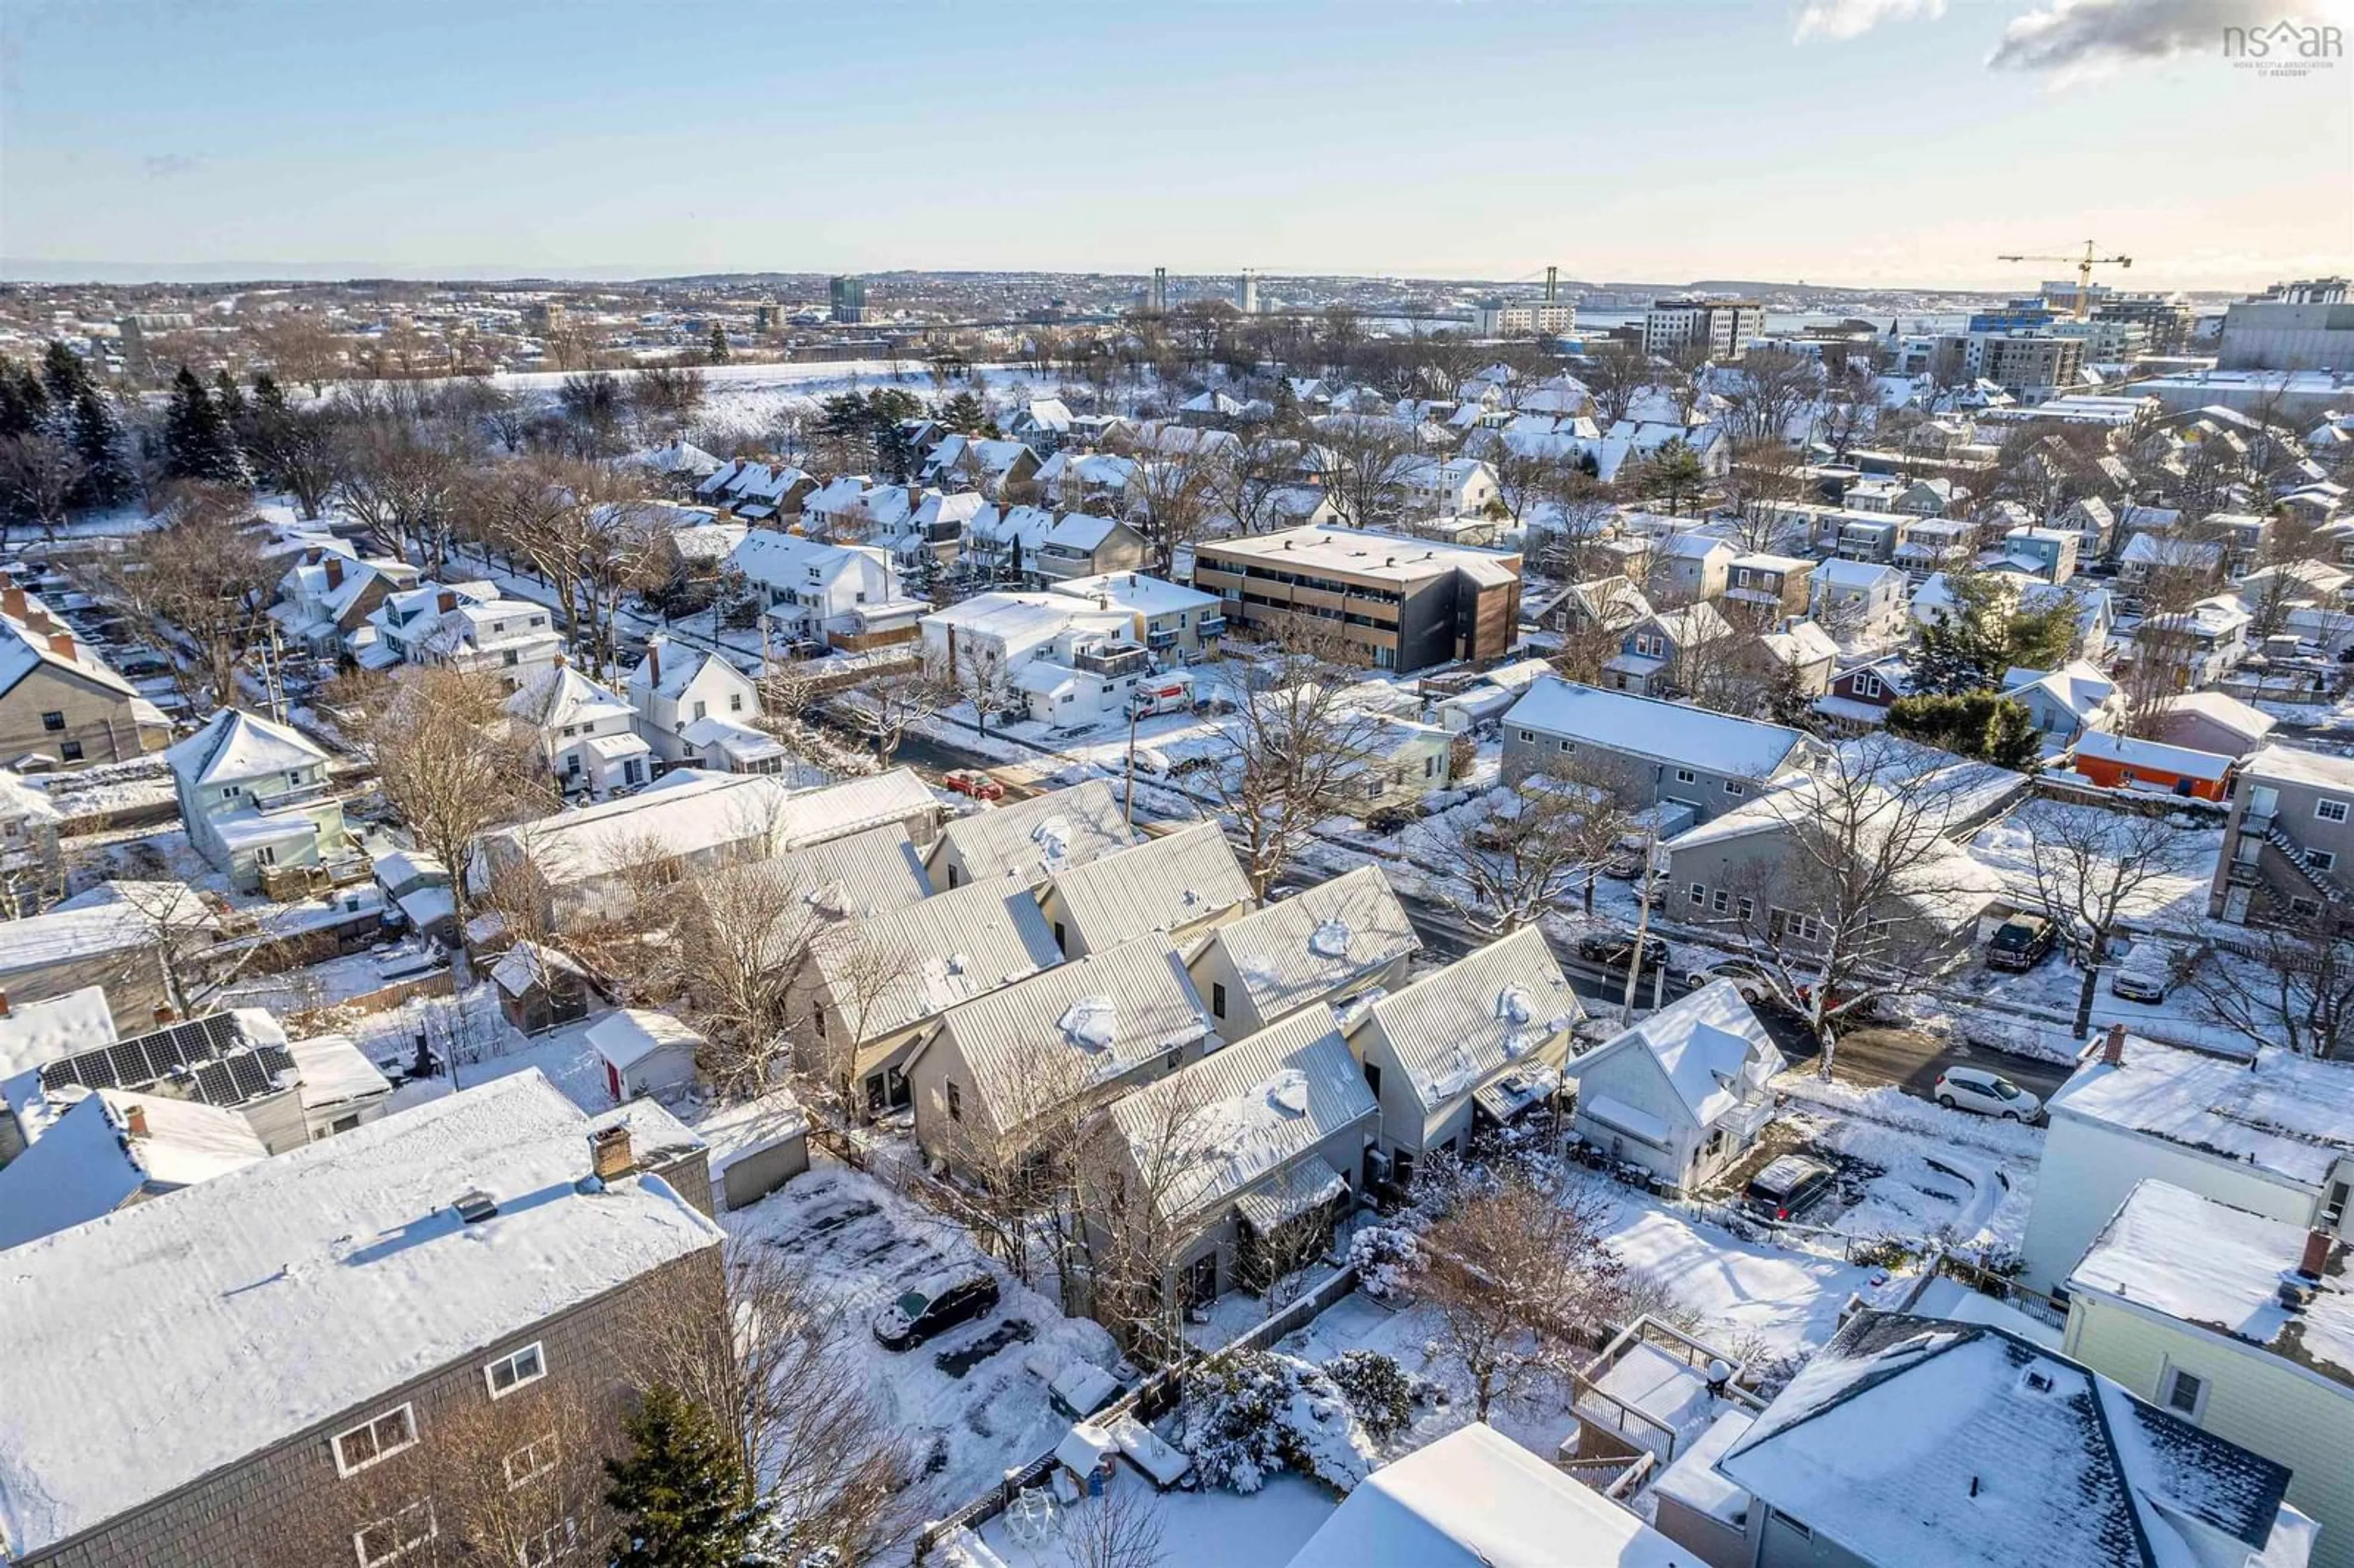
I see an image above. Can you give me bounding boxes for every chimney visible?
[152,1004,175,1026]
[0,988,9,1019]
[645,639,660,687]
[552,650,566,670]
[2101,1022,2126,1067]
[2300,1227,2334,1282]
[0,586,18,618]
[48,630,74,661]
[122,1103,149,1138]
[436,590,458,614]
[324,555,344,590]
[590,1125,633,1182]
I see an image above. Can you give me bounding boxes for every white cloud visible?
[1794,0,1948,41]
[1987,0,2328,80]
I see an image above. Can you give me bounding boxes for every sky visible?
[1,0,2348,292]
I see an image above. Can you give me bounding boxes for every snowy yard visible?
[969,1475,1336,1568]
[724,1166,1124,1515]
[1766,1075,2040,1257]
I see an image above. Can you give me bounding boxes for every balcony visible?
[2226,858,2263,886]
[1146,628,1179,650]
[1072,641,1149,678]
[1198,614,1228,639]
[247,778,333,812]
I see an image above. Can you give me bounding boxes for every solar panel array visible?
[37,1013,295,1108]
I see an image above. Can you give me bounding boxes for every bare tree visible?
[1718,347,1822,451]
[333,425,463,571]
[609,1244,915,1563]
[1413,767,1634,934]
[1317,416,1420,529]
[1715,440,1811,552]
[2019,802,2195,1036]
[832,668,949,761]
[104,880,246,1018]
[1119,444,1224,576]
[1581,346,1649,430]
[1211,627,1384,897]
[1418,1167,1629,1422]
[1067,1479,1168,1568]
[0,431,82,545]
[82,484,278,711]
[2193,924,2354,1062]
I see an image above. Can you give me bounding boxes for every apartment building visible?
[1191,525,1522,673]
[1642,297,1763,360]
[2209,744,2354,926]
[0,1072,723,1568]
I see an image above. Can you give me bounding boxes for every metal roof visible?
[1201,866,1419,1024]
[1046,823,1254,951]
[1351,927,1583,1116]
[929,780,1140,889]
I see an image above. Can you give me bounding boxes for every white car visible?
[1933,1065,2042,1122]
[2109,942,2178,1003]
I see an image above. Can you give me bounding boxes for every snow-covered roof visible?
[1572,980,1781,1132]
[1197,525,1518,587]
[2239,742,2354,793]
[688,1087,807,1179]
[1048,571,1219,617]
[1719,1311,2298,1568]
[1044,823,1254,951]
[1043,512,1127,553]
[1106,1002,1374,1225]
[163,707,327,787]
[725,530,891,593]
[490,940,585,997]
[286,1033,392,1115]
[2155,690,2275,748]
[929,780,1140,889]
[585,1008,705,1072]
[1352,927,1582,1116]
[1507,676,1812,780]
[2046,1033,2354,1190]
[0,1089,269,1252]
[1809,557,1905,590]
[969,503,1058,550]
[0,612,139,705]
[501,662,635,731]
[806,879,1062,1046]
[2075,728,2232,783]
[924,937,1216,1141]
[1286,1421,1689,1568]
[1203,866,1419,1025]
[0,986,116,1083]
[2003,660,2117,720]
[2071,1179,2353,1390]
[751,820,935,921]
[0,1071,722,1558]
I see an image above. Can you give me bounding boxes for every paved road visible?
[1826,1022,2073,1103]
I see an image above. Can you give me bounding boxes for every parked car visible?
[1681,956,1775,1005]
[2109,941,2179,1003]
[1933,1065,2042,1122]
[1601,832,1651,880]
[1577,929,1670,973]
[1743,1154,1838,1224]
[872,1271,1000,1352]
[1984,914,2057,972]
[942,768,1005,801]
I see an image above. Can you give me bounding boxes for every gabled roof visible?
[0,986,116,1083]
[1286,1421,1688,1568]
[586,1008,704,1072]
[2075,728,2232,782]
[1105,1002,1374,1225]
[1045,823,1254,950]
[1045,512,1129,552]
[1352,927,1582,1116]
[0,612,140,704]
[923,937,1216,1141]
[1572,980,1780,1130]
[1718,1311,2296,1568]
[2003,659,2117,720]
[502,663,635,731]
[1202,866,1419,1024]
[163,707,327,786]
[0,1089,269,1252]
[1506,676,1812,780]
[0,1071,722,1559]
[807,879,1061,1046]
[929,780,1140,889]
[726,530,891,592]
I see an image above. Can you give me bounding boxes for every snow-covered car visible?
[2109,942,2179,1003]
[872,1271,1000,1352]
[1743,1154,1838,1223]
[1933,1065,2042,1122]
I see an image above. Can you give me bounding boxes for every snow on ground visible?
[1767,1078,2039,1256]
[972,1474,1336,1568]
[1968,807,2222,932]
[725,1164,1122,1513]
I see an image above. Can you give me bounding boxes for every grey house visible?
[2211,742,2354,926]
[1502,676,1819,824]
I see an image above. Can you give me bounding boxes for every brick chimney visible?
[2301,1227,2334,1282]
[48,630,74,661]
[644,639,660,687]
[324,555,344,590]
[153,1004,175,1026]
[590,1125,633,1182]
[436,590,458,614]
[2101,1023,2127,1067]
[122,1103,148,1138]
[0,586,23,619]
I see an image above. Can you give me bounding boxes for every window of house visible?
[484,1342,546,1398]
[503,650,520,667]
[1675,768,1697,783]
[1767,1508,1813,1542]
[2160,1363,2208,1422]
[1724,780,1745,796]
[1711,889,1731,915]
[1737,896,1756,922]
[2324,1180,2350,1227]
[945,1081,962,1122]
[1688,882,1707,905]
[332,1405,417,1477]
[39,710,63,732]
[2320,799,2350,824]
[354,1501,436,1568]
[504,1433,560,1490]
[729,693,743,713]
[59,740,82,763]
[1053,921,1067,948]
[2293,894,2325,918]
[1518,729,1534,744]
[2311,850,2338,873]
[1211,982,1227,1019]
[1424,754,1437,779]
[517,1520,577,1568]
[255,844,277,867]
[692,701,707,720]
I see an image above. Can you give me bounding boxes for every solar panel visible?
[225,1053,275,1100]
[30,1013,293,1108]
[191,1062,236,1105]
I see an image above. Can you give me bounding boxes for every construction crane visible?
[1995,240,2133,320]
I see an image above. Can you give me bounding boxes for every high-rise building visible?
[1933,331,2086,402]
[1236,269,1259,314]
[1471,298,1575,337]
[2218,277,2354,370]
[1642,297,1762,360]
[2092,294,2194,356]
[829,275,867,325]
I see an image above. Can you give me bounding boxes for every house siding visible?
[0,664,164,770]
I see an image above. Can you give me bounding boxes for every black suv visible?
[1743,1155,1838,1224]
[1577,930,1670,972]
[1985,914,2057,972]
[872,1272,1000,1352]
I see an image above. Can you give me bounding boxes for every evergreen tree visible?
[161,365,248,485]
[39,340,94,409]
[875,418,920,484]
[939,391,988,435]
[1885,691,2041,769]
[1911,609,2005,695]
[64,386,134,509]
[0,357,48,438]
[707,323,731,364]
[605,1387,772,1568]
[1639,439,1708,516]
[1270,376,1300,431]
[250,371,290,416]
[211,368,248,425]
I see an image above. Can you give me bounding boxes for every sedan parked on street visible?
[1933,1065,2042,1122]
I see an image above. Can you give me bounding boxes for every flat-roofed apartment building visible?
[1191,525,1522,672]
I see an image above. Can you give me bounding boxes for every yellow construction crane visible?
[1995,240,2133,320]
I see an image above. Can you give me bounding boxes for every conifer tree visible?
[0,356,49,438]
[605,1387,773,1568]
[707,323,731,364]
[162,365,249,485]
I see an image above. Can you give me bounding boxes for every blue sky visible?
[2,0,2347,289]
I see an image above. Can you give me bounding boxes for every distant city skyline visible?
[3,0,2347,291]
